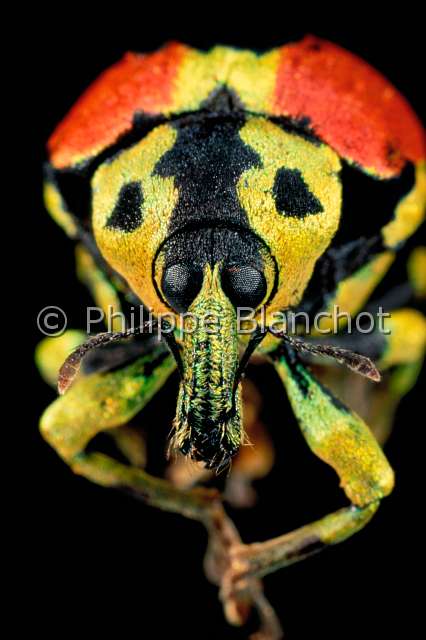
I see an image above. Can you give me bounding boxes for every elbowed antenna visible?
[268,327,381,382]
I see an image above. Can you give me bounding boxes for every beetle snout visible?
[170,264,243,469]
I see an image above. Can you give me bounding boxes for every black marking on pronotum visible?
[273,167,323,218]
[154,114,265,268]
[200,85,245,113]
[154,114,260,230]
[105,182,144,232]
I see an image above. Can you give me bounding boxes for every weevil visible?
[36,37,426,638]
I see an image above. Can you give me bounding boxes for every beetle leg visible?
[311,162,425,335]
[223,346,394,591]
[305,307,426,444]
[38,346,282,638]
[225,503,378,593]
[39,348,217,517]
[166,454,213,488]
[37,331,150,465]
[108,424,148,468]
[275,346,395,505]
[365,307,425,443]
[314,250,396,334]
[376,308,426,372]
[408,246,426,299]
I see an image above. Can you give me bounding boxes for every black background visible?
[23,11,424,640]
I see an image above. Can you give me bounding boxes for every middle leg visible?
[224,344,394,592]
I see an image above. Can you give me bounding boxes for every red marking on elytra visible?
[48,42,188,169]
[273,36,425,177]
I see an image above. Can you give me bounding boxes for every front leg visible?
[225,345,394,590]
[40,348,212,515]
[227,502,378,589]
[39,346,282,638]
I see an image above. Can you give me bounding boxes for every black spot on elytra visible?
[273,167,323,218]
[105,181,144,232]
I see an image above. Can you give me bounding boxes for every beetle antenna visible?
[268,328,381,382]
[57,320,159,394]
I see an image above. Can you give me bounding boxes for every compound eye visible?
[221,265,267,310]
[162,263,203,312]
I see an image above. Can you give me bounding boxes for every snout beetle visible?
[36,37,426,638]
